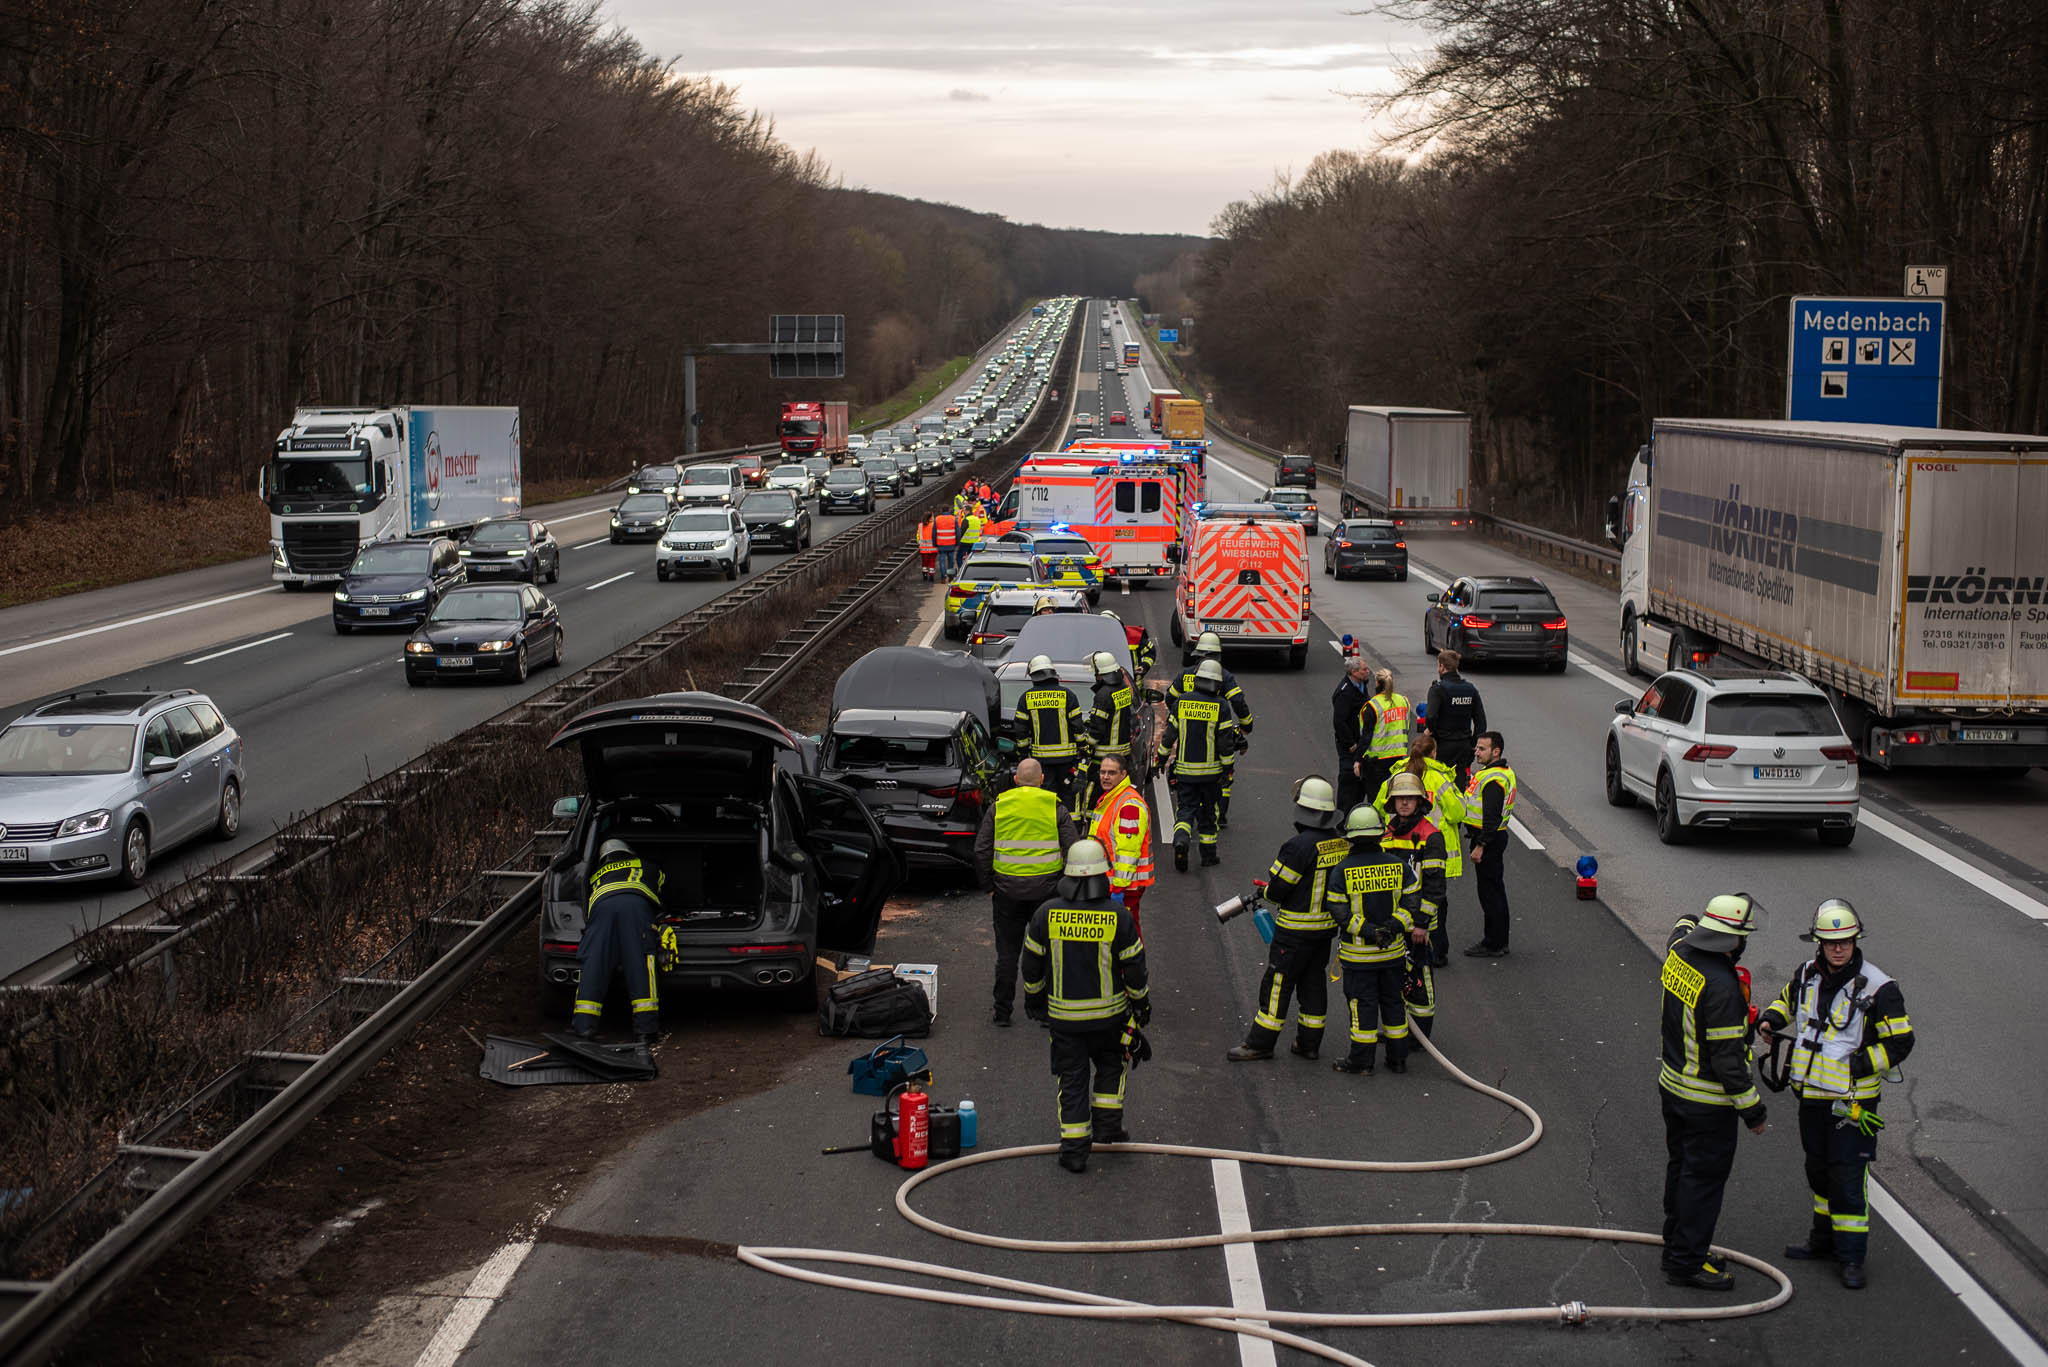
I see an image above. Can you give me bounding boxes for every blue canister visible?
[958,1099,978,1147]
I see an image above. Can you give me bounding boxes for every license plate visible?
[1961,728,2014,742]
[440,656,475,668]
[1753,765,1803,780]
[0,847,27,861]
[1208,623,1240,634]
[1113,528,1136,539]
[361,605,390,617]
[1499,623,1535,633]
[1364,558,1387,565]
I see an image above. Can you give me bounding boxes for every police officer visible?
[1227,777,1348,1062]
[1326,805,1415,1076]
[1423,649,1486,785]
[975,758,1078,1027]
[1379,772,1446,1039]
[1659,894,1770,1291]
[1461,731,1517,958]
[574,838,665,1042]
[1155,658,1241,869]
[1353,669,1411,807]
[1331,657,1372,811]
[1758,900,1914,1290]
[1174,632,1253,826]
[1012,653,1090,814]
[1020,839,1150,1174]
[1081,650,1135,810]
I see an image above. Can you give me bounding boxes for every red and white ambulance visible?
[1171,502,1311,669]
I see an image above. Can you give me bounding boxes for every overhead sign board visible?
[1785,296,1943,428]
[1158,329,1179,344]
[769,314,845,379]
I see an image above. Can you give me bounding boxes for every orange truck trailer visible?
[1171,503,1311,669]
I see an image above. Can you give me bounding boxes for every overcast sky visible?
[600,1,1432,237]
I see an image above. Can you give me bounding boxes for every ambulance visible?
[1171,502,1311,669]
[992,451,1180,586]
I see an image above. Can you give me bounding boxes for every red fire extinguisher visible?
[1734,964,1759,1031]
[895,1085,930,1169]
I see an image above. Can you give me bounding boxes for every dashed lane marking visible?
[184,631,294,666]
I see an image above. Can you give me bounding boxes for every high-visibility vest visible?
[1363,692,1411,760]
[990,786,1064,878]
[961,515,984,546]
[1782,959,1900,1102]
[1464,762,1518,832]
[1092,779,1154,889]
[588,856,662,911]
[933,514,958,547]
[916,520,935,552]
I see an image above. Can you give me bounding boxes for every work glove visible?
[1130,996,1152,1027]
[1833,1099,1885,1137]
[1372,921,1398,950]
[1025,993,1049,1025]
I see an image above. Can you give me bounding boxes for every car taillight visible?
[1683,743,1737,761]
[1821,745,1858,761]
[1392,540,1406,549]
[1543,618,1568,630]
[726,942,808,955]
[1460,615,1494,629]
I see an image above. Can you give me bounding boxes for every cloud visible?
[947,88,991,102]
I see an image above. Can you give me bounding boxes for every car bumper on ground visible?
[0,827,123,882]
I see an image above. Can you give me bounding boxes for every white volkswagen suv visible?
[1605,667,1860,847]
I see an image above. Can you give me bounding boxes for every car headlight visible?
[610,514,621,525]
[401,588,428,601]
[334,589,350,602]
[781,519,797,528]
[627,485,641,494]
[406,641,435,654]
[660,538,681,549]
[458,548,474,557]
[478,639,514,652]
[57,809,112,838]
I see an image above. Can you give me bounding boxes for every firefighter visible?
[1660,894,1771,1291]
[1091,752,1153,932]
[1379,772,1446,1038]
[574,838,664,1042]
[1757,900,1914,1290]
[1352,669,1411,811]
[1370,736,1466,964]
[1327,805,1415,1076]
[1155,658,1242,869]
[974,758,1078,1027]
[1174,632,1254,826]
[932,508,960,577]
[1033,593,1059,616]
[1012,654,1090,813]
[1020,839,1150,1174]
[1085,648,1135,763]
[1227,777,1347,1062]
[1461,731,1517,958]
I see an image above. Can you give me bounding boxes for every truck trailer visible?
[1611,418,2048,770]
[262,406,521,587]
[1160,398,1205,443]
[779,400,849,461]
[1340,406,1470,522]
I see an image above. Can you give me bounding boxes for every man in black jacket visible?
[1659,894,1771,1291]
[1331,657,1372,810]
[1423,649,1485,785]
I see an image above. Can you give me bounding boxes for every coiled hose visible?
[739,1027,1791,1366]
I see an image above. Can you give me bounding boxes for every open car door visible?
[795,774,902,953]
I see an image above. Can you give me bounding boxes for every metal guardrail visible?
[0,304,1086,1367]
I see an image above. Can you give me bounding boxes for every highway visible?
[0,307,1063,979]
[411,299,2046,1367]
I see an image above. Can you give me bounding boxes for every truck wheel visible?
[1605,739,1635,808]
[1621,617,1640,675]
[1655,771,1690,845]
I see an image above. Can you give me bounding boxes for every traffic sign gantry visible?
[1785,296,1944,428]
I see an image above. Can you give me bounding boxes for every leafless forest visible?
[1182,0,2048,531]
[0,0,1196,511]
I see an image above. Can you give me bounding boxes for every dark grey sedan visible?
[739,488,813,551]
[404,584,564,685]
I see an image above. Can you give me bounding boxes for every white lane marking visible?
[411,1237,536,1367]
[0,584,282,659]
[184,631,293,666]
[546,506,611,524]
[916,606,946,650]
[1120,579,1131,597]
[582,571,634,592]
[1150,773,1177,847]
[1507,816,1544,851]
[571,537,611,550]
[1568,650,1636,695]
[1209,1158,1278,1367]
[1867,1185,2048,1367]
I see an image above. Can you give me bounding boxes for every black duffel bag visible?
[820,978,933,1038]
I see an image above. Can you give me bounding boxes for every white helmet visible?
[597,838,635,863]
[1064,838,1111,878]
[1294,776,1338,829]
[1091,651,1120,678]
[1344,805,1386,838]
[1195,631,1224,656]
[1801,898,1863,942]
[1386,771,1430,805]
[1028,654,1057,679]
[1195,658,1225,687]
[1686,892,1762,952]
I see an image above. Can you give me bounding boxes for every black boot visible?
[1665,1261,1735,1291]
[1058,1150,1089,1174]
[1173,835,1190,872]
[1839,1262,1866,1290]
[1332,1057,1373,1075]
[1289,1040,1320,1061]
[1226,1043,1273,1061]
[1199,845,1220,866]
[1783,1241,1836,1261]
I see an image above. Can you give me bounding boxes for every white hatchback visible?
[1606,667,1859,846]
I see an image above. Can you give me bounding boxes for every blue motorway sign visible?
[1158,329,1179,344]
[1786,296,1943,427]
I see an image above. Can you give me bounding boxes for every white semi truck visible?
[261,405,522,588]
[1339,406,1470,523]
[1610,418,2048,770]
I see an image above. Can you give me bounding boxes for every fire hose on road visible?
[738,1026,1792,1366]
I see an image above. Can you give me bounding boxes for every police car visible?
[942,552,1047,640]
[1002,528,1104,603]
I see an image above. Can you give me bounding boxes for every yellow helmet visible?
[1800,898,1863,942]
